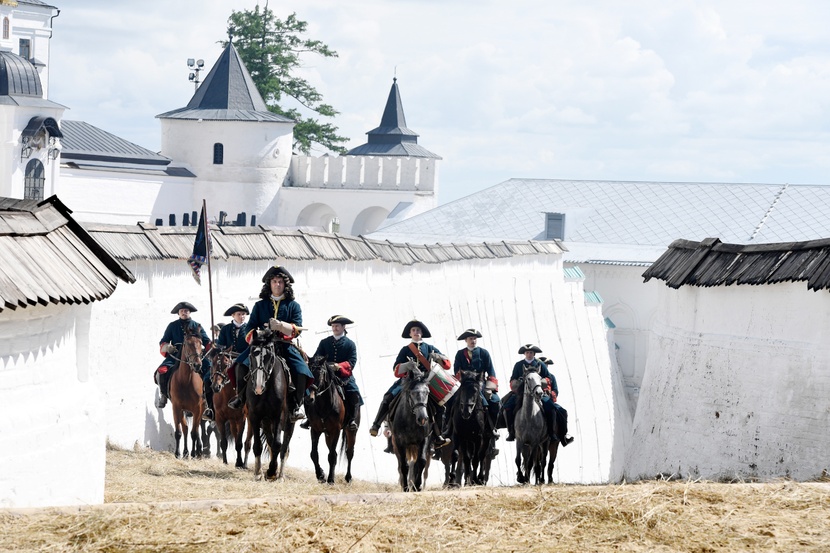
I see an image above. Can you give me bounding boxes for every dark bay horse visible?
[450,370,489,487]
[211,347,252,468]
[390,362,432,492]
[245,329,292,480]
[308,355,358,484]
[169,323,206,459]
[514,370,548,485]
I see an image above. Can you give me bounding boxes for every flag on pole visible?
[188,204,210,285]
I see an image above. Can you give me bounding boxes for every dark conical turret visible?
[347,78,440,159]
[156,42,293,123]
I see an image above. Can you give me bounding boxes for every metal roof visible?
[0,196,134,312]
[156,43,293,123]
[59,120,170,167]
[643,237,830,291]
[0,51,42,97]
[347,79,441,159]
[83,223,564,268]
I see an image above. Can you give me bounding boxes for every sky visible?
[48,1,830,204]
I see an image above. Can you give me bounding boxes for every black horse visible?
[450,370,489,486]
[245,328,293,480]
[308,355,358,484]
[390,362,432,492]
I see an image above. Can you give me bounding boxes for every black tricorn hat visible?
[212,323,226,333]
[223,303,250,317]
[518,344,542,354]
[457,328,483,340]
[171,301,197,314]
[538,356,554,365]
[402,319,431,339]
[327,315,354,326]
[261,265,294,284]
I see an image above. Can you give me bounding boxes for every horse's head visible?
[403,366,429,426]
[249,338,277,396]
[210,346,234,393]
[181,322,204,368]
[458,370,481,420]
[523,370,544,401]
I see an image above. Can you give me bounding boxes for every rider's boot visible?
[432,405,450,449]
[505,407,516,442]
[488,402,500,440]
[557,407,574,447]
[202,386,214,421]
[545,407,559,443]
[299,395,314,429]
[384,436,394,454]
[155,371,169,408]
[228,364,248,410]
[345,391,360,431]
[289,373,308,422]
[369,392,393,437]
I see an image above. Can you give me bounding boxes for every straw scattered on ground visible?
[2,443,830,552]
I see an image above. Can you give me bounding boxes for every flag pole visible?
[203,199,216,341]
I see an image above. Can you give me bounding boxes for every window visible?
[19,38,30,60]
[213,143,224,164]
[3,18,9,40]
[544,212,566,240]
[24,159,44,200]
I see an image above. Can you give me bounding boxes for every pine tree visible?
[225,5,348,154]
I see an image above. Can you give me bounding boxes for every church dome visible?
[0,50,43,97]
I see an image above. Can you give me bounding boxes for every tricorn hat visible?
[328,315,354,326]
[457,328,483,340]
[518,344,542,354]
[261,265,294,284]
[538,356,554,365]
[212,323,226,333]
[402,319,431,339]
[223,303,250,317]
[171,301,197,314]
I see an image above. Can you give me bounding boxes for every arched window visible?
[24,159,45,201]
[3,18,9,40]
[213,143,224,165]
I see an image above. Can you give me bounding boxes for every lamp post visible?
[187,58,205,91]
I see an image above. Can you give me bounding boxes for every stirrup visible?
[299,419,311,429]
[347,420,358,431]
[228,396,243,410]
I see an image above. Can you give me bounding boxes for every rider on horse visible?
[155,301,212,417]
[213,302,249,388]
[537,356,574,447]
[369,319,452,451]
[441,329,501,440]
[502,344,550,442]
[228,265,314,423]
[301,315,364,431]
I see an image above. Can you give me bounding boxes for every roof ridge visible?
[748,183,789,242]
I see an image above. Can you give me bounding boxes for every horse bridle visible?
[168,333,206,372]
[406,370,429,415]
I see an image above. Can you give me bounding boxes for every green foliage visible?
[225,6,348,154]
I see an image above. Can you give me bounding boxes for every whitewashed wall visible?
[0,304,106,508]
[626,281,830,481]
[92,254,630,487]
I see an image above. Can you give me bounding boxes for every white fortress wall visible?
[91,253,629,486]
[625,280,830,481]
[289,155,437,192]
[0,304,106,508]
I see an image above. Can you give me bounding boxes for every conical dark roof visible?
[157,43,293,123]
[347,78,440,159]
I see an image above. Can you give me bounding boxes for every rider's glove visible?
[337,361,352,378]
[161,343,177,354]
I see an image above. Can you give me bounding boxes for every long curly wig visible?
[259,276,295,302]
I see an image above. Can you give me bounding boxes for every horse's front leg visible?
[395,441,409,492]
[326,429,340,485]
[190,416,202,459]
[515,447,526,484]
[252,421,263,480]
[276,421,292,480]
[310,430,325,482]
[265,421,280,480]
[344,426,356,484]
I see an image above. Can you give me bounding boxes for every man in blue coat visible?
[155,302,212,416]
[228,265,313,423]
[302,315,364,431]
[502,344,552,442]
[369,319,452,450]
[442,329,501,440]
[213,303,249,409]
[538,356,574,447]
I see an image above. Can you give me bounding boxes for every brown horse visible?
[210,347,252,468]
[308,355,359,484]
[169,323,206,459]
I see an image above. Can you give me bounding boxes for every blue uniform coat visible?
[386,342,444,397]
[453,346,500,404]
[216,321,248,354]
[239,297,313,381]
[313,335,363,404]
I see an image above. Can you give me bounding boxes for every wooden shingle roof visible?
[643,237,830,291]
[0,196,135,312]
[83,223,565,268]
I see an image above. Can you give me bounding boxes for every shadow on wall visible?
[145,404,175,452]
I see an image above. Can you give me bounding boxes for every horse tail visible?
[338,427,347,462]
